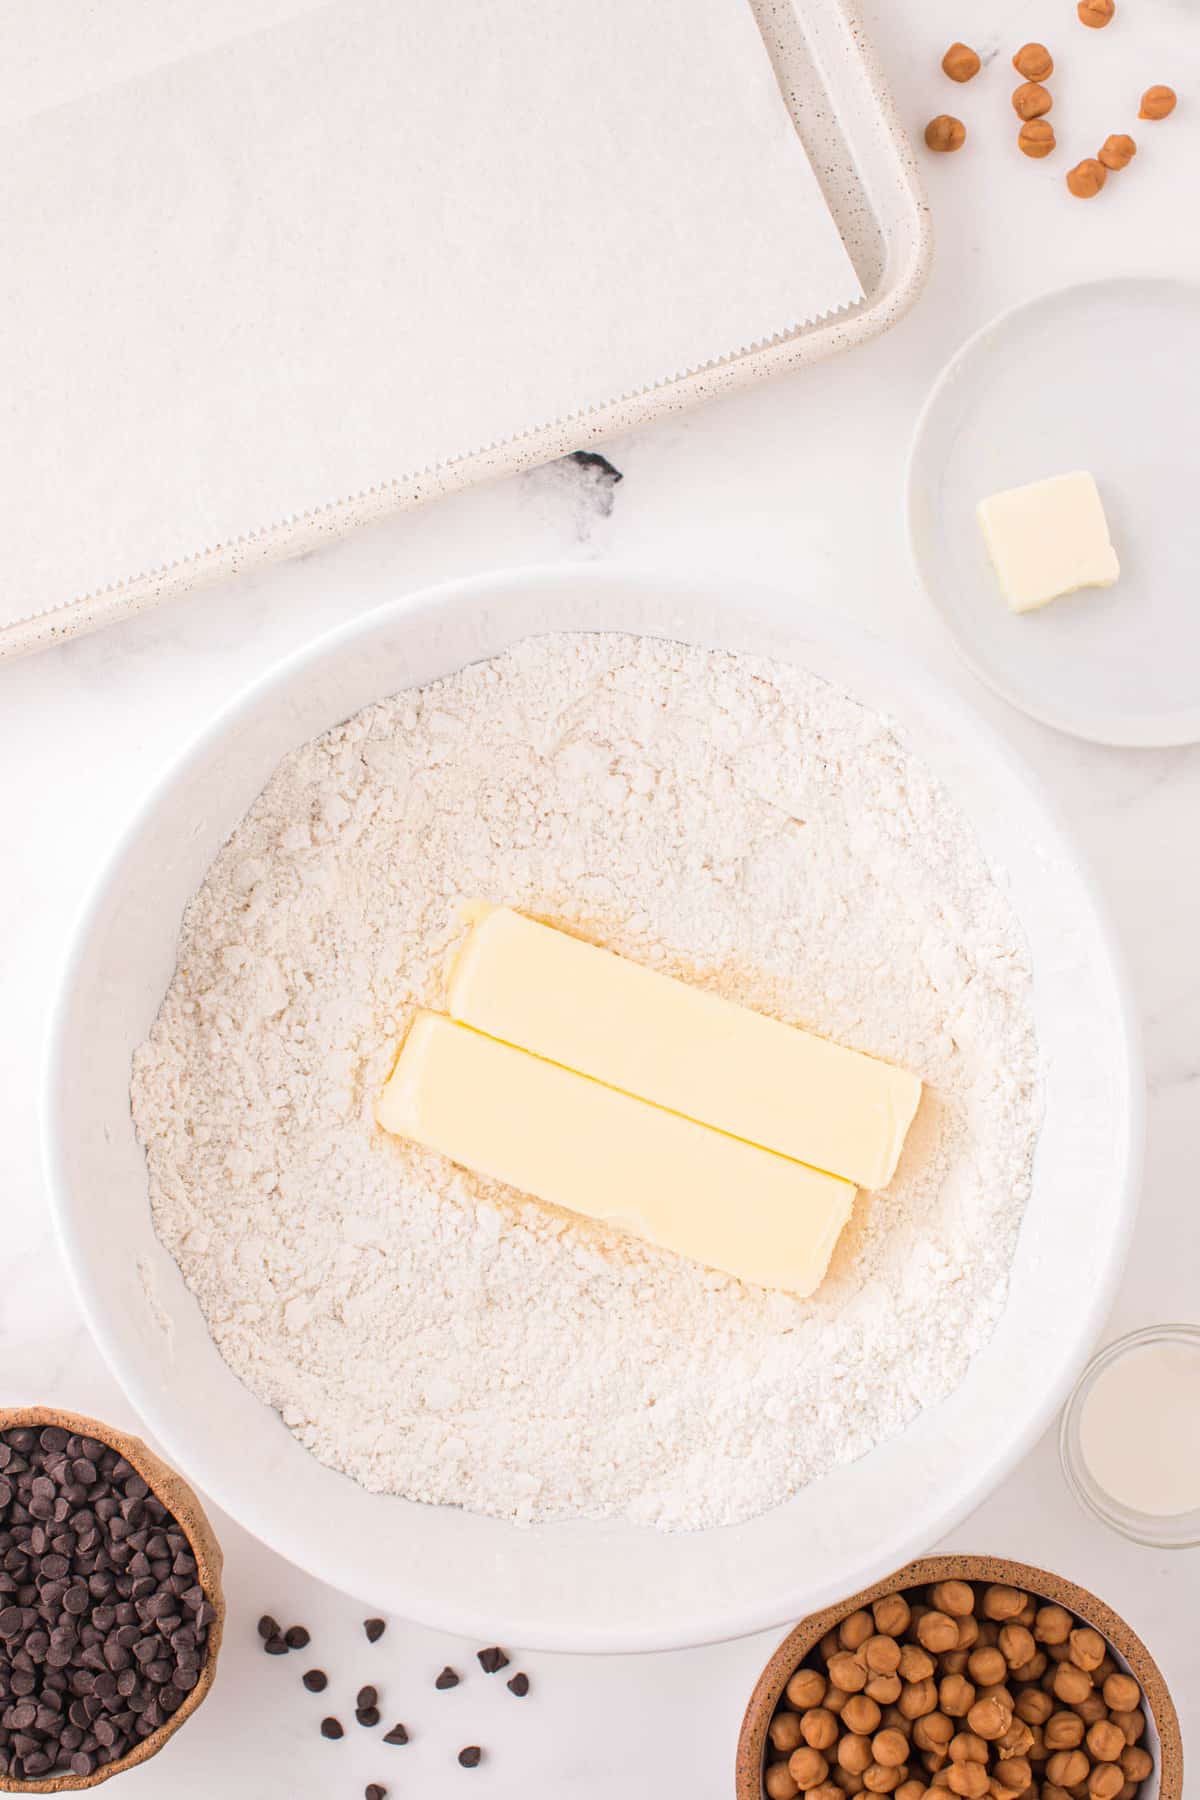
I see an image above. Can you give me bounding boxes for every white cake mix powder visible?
[131,632,1039,1530]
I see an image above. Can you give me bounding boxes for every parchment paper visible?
[0,0,861,625]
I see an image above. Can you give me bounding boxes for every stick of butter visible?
[377,1012,855,1296]
[977,470,1120,614]
[446,906,919,1189]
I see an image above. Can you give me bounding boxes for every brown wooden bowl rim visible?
[735,1553,1183,1800]
[0,1407,225,1793]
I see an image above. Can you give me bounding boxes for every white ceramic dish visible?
[908,276,1200,748]
[44,565,1142,1653]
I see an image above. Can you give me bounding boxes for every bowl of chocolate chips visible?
[0,1408,223,1791]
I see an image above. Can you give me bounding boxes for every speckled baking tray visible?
[3,0,929,660]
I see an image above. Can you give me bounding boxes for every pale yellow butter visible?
[376,1011,856,1296]
[977,470,1120,614]
[447,906,920,1189]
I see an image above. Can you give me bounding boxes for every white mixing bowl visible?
[44,567,1142,1652]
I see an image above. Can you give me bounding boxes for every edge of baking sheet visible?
[2,0,931,661]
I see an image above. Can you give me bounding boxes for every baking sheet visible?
[1,0,862,634]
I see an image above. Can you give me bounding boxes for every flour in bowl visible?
[131,632,1039,1530]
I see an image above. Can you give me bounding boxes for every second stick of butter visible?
[448,906,919,1188]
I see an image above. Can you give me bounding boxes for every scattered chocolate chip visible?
[357,1685,378,1710]
[506,1672,530,1697]
[458,1745,482,1767]
[366,1786,387,1799]
[435,1666,460,1689]
[382,1722,409,1745]
[0,1425,213,1784]
[263,1634,289,1656]
[320,1716,344,1740]
[356,1706,381,1728]
[256,1614,280,1640]
[476,1646,510,1674]
[283,1625,310,1649]
[302,1669,328,1693]
[363,1618,386,1643]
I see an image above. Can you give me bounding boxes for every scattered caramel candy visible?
[1035,1606,1073,1646]
[872,1728,910,1768]
[801,1708,840,1752]
[1013,42,1054,81]
[966,1699,1011,1742]
[1087,1718,1127,1762]
[843,1695,883,1737]
[1139,84,1177,120]
[771,1714,806,1754]
[787,1745,830,1790]
[997,1624,1035,1669]
[1069,1628,1107,1673]
[865,1635,904,1676]
[981,1589,1025,1623]
[1101,1673,1140,1713]
[930,1582,975,1619]
[1101,133,1137,169]
[1077,0,1115,25]
[1067,157,1108,197]
[789,1669,829,1711]
[1018,118,1056,157]
[1054,1661,1094,1703]
[829,1653,870,1694]
[913,1711,954,1753]
[842,1611,876,1652]
[838,1733,875,1775]
[925,114,967,152]
[1044,1710,1086,1750]
[918,1613,960,1655]
[1088,1764,1125,1800]
[942,42,982,82]
[1046,1748,1090,1787]
[766,1764,799,1800]
[1012,81,1053,119]
[874,1594,912,1639]
[947,1763,988,1799]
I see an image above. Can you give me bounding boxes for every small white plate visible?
[908,277,1200,748]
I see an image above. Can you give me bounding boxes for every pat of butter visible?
[447,906,919,1190]
[977,470,1120,614]
[377,1012,855,1296]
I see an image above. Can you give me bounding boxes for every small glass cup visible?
[1060,1323,1200,1548]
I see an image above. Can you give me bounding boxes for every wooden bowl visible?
[736,1554,1183,1800]
[0,1407,225,1793]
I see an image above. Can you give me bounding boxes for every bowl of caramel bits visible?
[736,1558,1182,1800]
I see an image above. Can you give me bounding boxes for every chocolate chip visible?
[363,1617,386,1643]
[458,1745,482,1767]
[302,1668,328,1693]
[0,1425,213,1782]
[263,1635,289,1656]
[320,1716,344,1740]
[506,1672,530,1696]
[366,1786,387,1799]
[476,1646,509,1674]
[435,1666,459,1689]
[356,1684,378,1710]
[256,1615,280,1641]
[382,1721,408,1745]
[284,1625,309,1649]
[356,1706,380,1727]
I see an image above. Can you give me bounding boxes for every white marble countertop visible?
[2,1,1197,1792]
